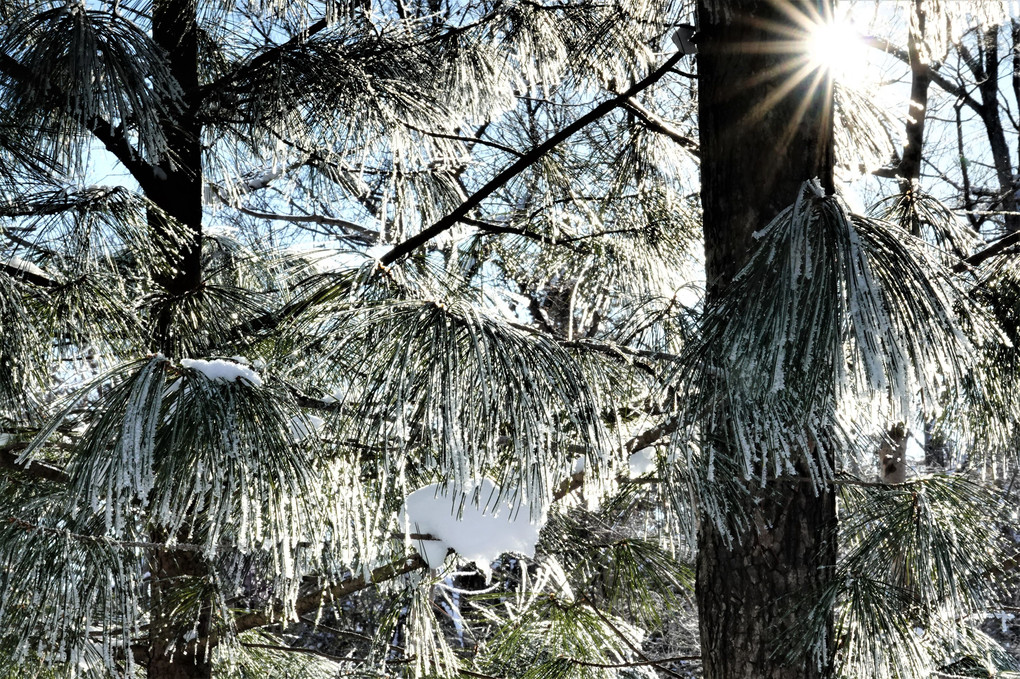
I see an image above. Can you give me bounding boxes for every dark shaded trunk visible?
[695,1,838,677]
[146,2,211,678]
[697,0,834,301]
[150,0,204,301]
[148,545,214,679]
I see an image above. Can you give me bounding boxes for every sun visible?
[806,19,872,87]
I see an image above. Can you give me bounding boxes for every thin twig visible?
[0,444,69,482]
[559,654,701,668]
[232,554,428,634]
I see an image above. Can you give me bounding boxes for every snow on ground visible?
[180,358,263,386]
[402,478,545,578]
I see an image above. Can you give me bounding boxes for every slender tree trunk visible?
[150,0,204,300]
[695,1,837,677]
[977,28,1020,233]
[146,1,211,677]
[898,0,929,229]
[964,27,1020,234]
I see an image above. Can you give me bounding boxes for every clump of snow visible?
[290,414,325,442]
[179,358,263,386]
[320,386,348,404]
[3,255,47,278]
[628,447,656,477]
[905,431,925,462]
[402,478,545,579]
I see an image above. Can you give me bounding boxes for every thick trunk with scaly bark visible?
[697,480,836,678]
[695,1,838,677]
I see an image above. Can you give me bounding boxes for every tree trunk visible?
[695,1,838,677]
[146,1,210,677]
[879,423,908,483]
[697,480,836,678]
[897,0,929,230]
[971,27,1020,233]
[148,545,214,679]
[150,0,204,300]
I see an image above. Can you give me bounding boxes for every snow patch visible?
[3,255,47,278]
[179,358,263,386]
[290,414,325,442]
[402,479,545,579]
[321,386,348,404]
[628,447,656,477]
[905,431,925,462]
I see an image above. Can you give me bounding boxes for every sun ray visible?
[705,0,873,154]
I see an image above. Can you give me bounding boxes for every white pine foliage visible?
[0,0,1017,676]
[671,184,987,494]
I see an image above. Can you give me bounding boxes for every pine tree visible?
[0,1,698,677]
[2,1,1020,678]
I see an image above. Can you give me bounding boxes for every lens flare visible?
[807,20,871,86]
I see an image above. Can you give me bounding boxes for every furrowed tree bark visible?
[695,1,838,677]
[147,1,210,677]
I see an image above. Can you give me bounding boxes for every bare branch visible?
[955,229,1020,270]
[0,443,68,482]
[559,654,701,669]
[237,206,379,245]
[379,50,688,266]
[863,35,982,113]
[404,124,525,158]
[618,98,700,157]
[231,554,428,634]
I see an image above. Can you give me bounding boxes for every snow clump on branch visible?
[402,478,546,579]
[179,358,263,386]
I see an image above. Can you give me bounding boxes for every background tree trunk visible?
[695,1,837,677]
